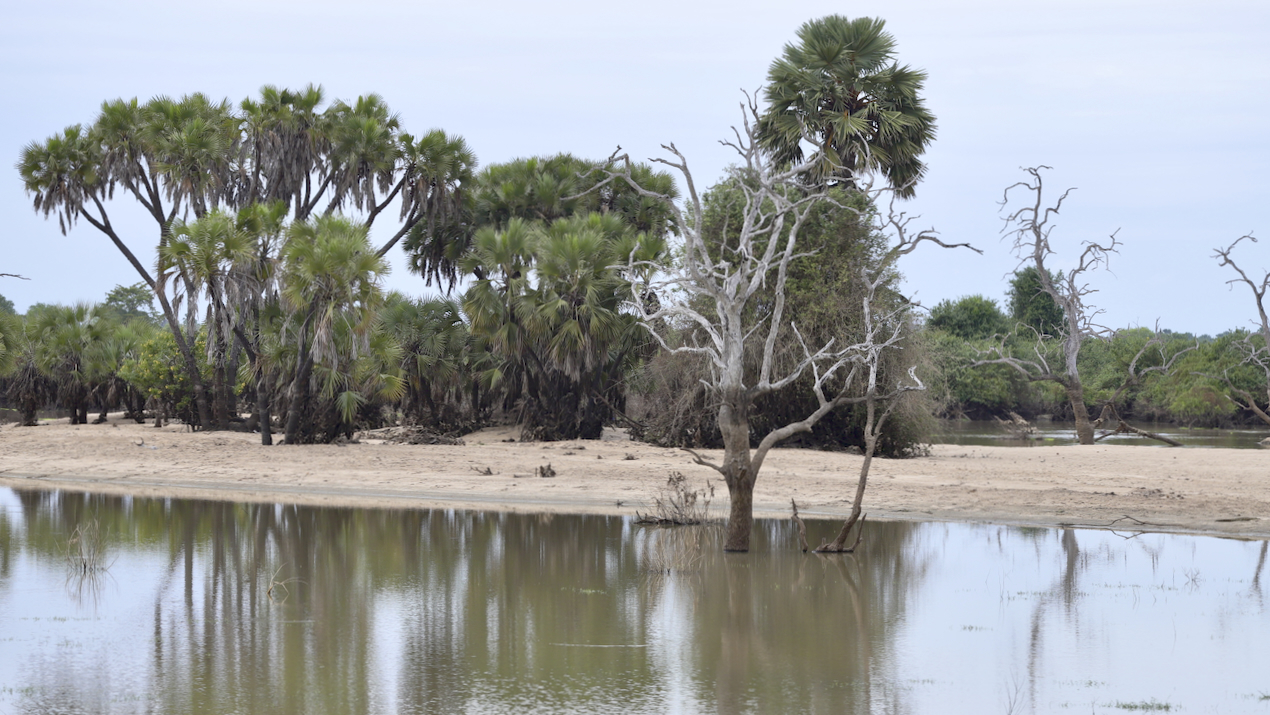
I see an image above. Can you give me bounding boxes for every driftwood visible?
[994,411,1037,439]
[1092,404,1182,447]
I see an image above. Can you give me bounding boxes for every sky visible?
[1,0,1267,336]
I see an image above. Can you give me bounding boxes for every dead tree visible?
[816,259,937,552]
[973,167,1117,444]
[1212,235,1270,426]
[606,97,976,551]
[814,197,984,553]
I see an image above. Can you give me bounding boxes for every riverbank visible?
[1,414,1267,538]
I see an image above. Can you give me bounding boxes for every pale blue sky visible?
[2,0,1267,335]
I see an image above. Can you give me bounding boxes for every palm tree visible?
[462,214,662,439]
[1,313,56,426]
[278,216,389,443]
[240,84,328,213]
[86,320,150,423]
[757,15,935,197]
[380,294,474,426]
[144,94,240,218]
[322,94,401,218]
[31,304,112,424]
[20,109,215,427]
[389,129,475,287]
[160,210,257,428]
[470,155,677,236]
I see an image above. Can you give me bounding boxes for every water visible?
[935,419,1270,449]
[0,487,1267,713]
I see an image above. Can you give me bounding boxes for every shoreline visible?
[2,415,1268,539]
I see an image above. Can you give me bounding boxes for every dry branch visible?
[1212,234,1270,426]
[790,499,809,552]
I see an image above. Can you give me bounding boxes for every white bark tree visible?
[973,166,1118,445]
[605,99,975,551]
[1213,234,1270,426]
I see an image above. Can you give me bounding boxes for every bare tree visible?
[815,229,956,551]
[973,166,1118,444]
[1212,234,1270,426]
[607,98,975,552]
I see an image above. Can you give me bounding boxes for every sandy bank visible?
[1,414,1267,539]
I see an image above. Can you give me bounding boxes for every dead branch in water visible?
[1092,404,1182,446]
[790,499,809,552]
[995,411,1037,439]
[815,514,866,553]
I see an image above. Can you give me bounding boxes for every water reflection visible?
[0,488,1266,713]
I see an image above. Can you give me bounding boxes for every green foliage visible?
[462,211,662,440]
[1008,267,1065,336]
[928,295,1009,341]
[931,320,1270,427]
[101,283,157,323]
[758,15,935,196]
[119,330,204,423]
[634,178,931,456]
[30,303,115,420]
[0,294,14,315]
[278,215,392,442]
[0,313,56,425]
[0,312,16,376]
[469,154,676,236]
[380,293,476,427]
[923,328,1028,419]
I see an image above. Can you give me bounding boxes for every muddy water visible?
[0,488,1266,714]
[936,419,1270,449]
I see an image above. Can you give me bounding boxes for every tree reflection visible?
[4,488,930,714]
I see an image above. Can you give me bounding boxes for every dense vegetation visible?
[925,294,1269,427]
[3,14,1267,450]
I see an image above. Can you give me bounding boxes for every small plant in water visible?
[640,526,712,576]
[1113,699,1173,711]
[65,519,109,572]
[267,564,303,604]
[635,472,714,526]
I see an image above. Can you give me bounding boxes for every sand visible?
[1,414,1267,538]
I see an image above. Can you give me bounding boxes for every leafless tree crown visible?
[600,95,976,474]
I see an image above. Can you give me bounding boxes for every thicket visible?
[925,294,1268,427]
[626,178,935,457]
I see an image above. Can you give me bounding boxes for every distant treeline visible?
[923,277,1269,427]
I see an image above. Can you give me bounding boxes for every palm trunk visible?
[155,290,212,430]
[225,341,242,424]
[212,363,227,429]
[283,320,314,444]
[258,371,273,446]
